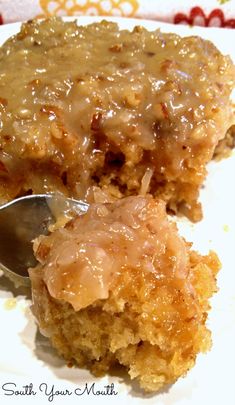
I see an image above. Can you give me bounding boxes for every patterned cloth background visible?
[0,0,234,28]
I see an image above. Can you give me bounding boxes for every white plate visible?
[0,17,235,405]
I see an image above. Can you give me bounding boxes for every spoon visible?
[0,194,88,287]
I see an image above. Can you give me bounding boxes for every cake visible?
[29,195,220,391]
[0,18,234,221]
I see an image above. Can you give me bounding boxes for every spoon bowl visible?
[0,194,88,286]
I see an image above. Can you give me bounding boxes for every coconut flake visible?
[140,168,154,196]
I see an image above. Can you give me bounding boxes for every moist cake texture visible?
[29,196,220,391]
[0,18,234,221]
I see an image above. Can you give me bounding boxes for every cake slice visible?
[29,195,220,391]
[0,18,234,220]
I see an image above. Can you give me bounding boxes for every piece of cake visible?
[0,18,234,221]
[29,195,220,391]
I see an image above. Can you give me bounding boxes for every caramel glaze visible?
[0,18,234,220]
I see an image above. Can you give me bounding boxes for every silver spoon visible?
[0,194,88,287]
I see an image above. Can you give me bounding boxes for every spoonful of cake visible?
[0,194,88,286]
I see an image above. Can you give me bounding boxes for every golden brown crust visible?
[30,251,219,392]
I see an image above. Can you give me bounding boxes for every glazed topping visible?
[0,18,234,220]
[0,19,233,159]
[30,196,190,311]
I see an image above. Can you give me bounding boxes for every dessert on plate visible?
[29,195,220,392]
[0,18,234,221]
[0,17,232,392]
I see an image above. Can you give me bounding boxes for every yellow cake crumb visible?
[29,196,220,392]
[4,298,17,310]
